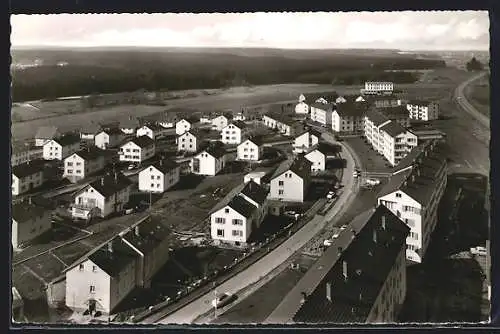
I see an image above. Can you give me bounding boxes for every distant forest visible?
[11,49,446,102]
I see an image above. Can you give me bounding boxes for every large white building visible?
[11,160,45,196]
[210,181,269,246]
[42,134,81,161]
[269,156,312,203]
[310,102,335,126]
[266,204,410,324]
[295,94,309,114]
[407,100,440,121]
[65,218,170,315]
[63,147,106,183]
[191,146,227,176]
[377,140,447,263]
[138,158,180,193]
[12,198,52,249]
[237,137,263,161]
[221,121,248,145]
[363,81,394,94]
[211,115,229,131]
[293,129,321,154]
[262,113,305,137]
[94,128,124,150]
[136,123,168,140]
[364,110,418,166]
[71,172,132,220]
[175,119,192,135]
[119,136,156,164]
[177,129,201,153]
[332,103,366,133]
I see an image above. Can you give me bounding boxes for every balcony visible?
[72,202,98,210]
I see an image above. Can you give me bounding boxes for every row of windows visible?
[66,169,82,174]
[215,217,244,225]
[242,148,255,152]
[216,229,243,237]
[123,155,140,159]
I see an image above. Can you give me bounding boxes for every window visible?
[126,148,131,152]
[76,170,81,174]
[151,175,155,180]
[232,219,243,226]
[151,183,154,187]
[92,266,97,272]
[215,217,225,224]
[232,230,243,237]
[157,184,160,188]
[79,264,84,271]
[90,285,96,293]
[405,218,415,227]
[278,180,284,186]
[67,162,73,166]
[396,193,402,198]
[278,190,284,195]
[67,170,73,174]
[156,176,160,180]
[217,229,224,237]
[225,208,230,213]
[76,162,81,166]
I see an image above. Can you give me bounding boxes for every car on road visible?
[326,191,336,199]
[365,178,380,186]
[340,224,347,231]
[211,292,236,308]
[470,246,487,256]
[353,170,361,178]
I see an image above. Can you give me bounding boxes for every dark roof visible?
[264,112,294,126]
[295,128,322,139]
[12,159,45,178]
[244,136,263,147]
[120,118,141,129]
[378,106,409,118]
[305,92,338,104]
[310,102,335,111]
[179,128,201,138]
[240,181,269,206]
[145,158,178,174]
[335,103,366,118]
[364,109,390,127]
[12,200,50,223]
[35,126,58,139]
[72,147,106,161]
[81,122,102,134]
[54,133,80,146]
[142,123,164,131]
[86,172,132,198]
[272,156,312,180]
[205,145,226,159]
[230,120,247,129]
[267,205,409,324]
[307,143,339,156]
[122,219,170,255]
[379,121,406,137]
[227,195,257,218]
[88,238,139,277]
[126,135,155,148]
[408,99,434,106]
[99,127,123,136]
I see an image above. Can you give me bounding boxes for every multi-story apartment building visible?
[63,147,107,183]
[12,160,45,196]
[221,121,248,145]
[295,94,309,114]
[262,113,305,137]
[12,198,52,249]
[191,146,227,176]
[177,129,201,153]
[332,103,366,133]
[378,106,411,128]
[265,204,409,324]
[136,123,168,140]
[310,102,335,127]
[119,136,156,164]
[406,100,440,121]
[42,134,81,161]
[269,156,312,203]
[211,115,229,131]
[377,140,447,263]
[175,119,192,135]
[237,137,263,161]
[11,142,43,167]
[362,81,394,95]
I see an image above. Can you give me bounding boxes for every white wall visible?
[11,210,51,249]
[136,126,154,140]
[269,171,305,202]
[237,140,261,161]
[295,102,309,114]
[138,166,180,193]
[119,142,155,163]
[211,116,228,131]
[293,132,319,153]
[310,107,333,126]
[191,152,225,176]
[177,132,199,152]
[305,150,326,172]
[211,206,250,243]
[176,120,191,135]
[221,124,243,145]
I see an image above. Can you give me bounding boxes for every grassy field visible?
[464,78,490,117]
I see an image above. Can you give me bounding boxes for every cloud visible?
[10,11,489,50]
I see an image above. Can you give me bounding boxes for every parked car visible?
[211,293,236,308]
[353,171,360,178]
[340,225,347,231]
[323,239,333,247]
[365,178,380,186]
[470,246,487,256]
[326,191,336,199]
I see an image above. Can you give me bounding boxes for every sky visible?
[10,11,489,50]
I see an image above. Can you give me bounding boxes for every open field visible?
[464,77,490,117]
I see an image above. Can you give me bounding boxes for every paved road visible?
[151,135,358,324]
[455,71,489,130]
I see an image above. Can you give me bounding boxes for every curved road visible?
[148,135,359,324]
[454,71,489,130]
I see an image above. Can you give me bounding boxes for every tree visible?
[466,57,484,72]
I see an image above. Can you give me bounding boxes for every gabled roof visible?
[179,128,201,138]
[364,109,390,127]
[379,121,406,137]
[295,128,322,139]
[53,133,80,146]
[335,103,366,118]
[408,99,434,106]
[264,112,294,126]
[205,145,226,159]
[144,158,179,174]
[125,135,155,148]
[141,123,164,132]
[242,136,263,147]
[85,172,132,198]
[378,106,409,118]
[98,127,123,136]
[240,181,269,206]
[306,143,339,156]
[12,159,45,178]
[310,102,335,111]
[71,147,106,161]
[229,120,247,130]
[272,156,312,180]
[122,219,170,254]
[35,126,58,139]
[88,237,139,277]
[12,199,50,223]
[227,195,256,219]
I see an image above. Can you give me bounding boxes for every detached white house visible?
[71,172,132,220]
[94,128,124,150]
[210,181,269,246]
[42,134,81,161]
[293,129,321,154]
[269,156,312,203]
[120,118,141,135]
[211,115,229,131]
[407,100,440,121]
[221,121,248,145]
[35,126,59,146]
[295,94,309,114]
[176,119,192,135]
[191,146,227,176]
[237,137,263,161]
[304,145,328,172]
[177,129,201,153]
[136,123,168,140]
[12,199,52,249]
[12,160,45,196]
[138,158,180,193]
[63,147,106,183]
[119,136,156,164]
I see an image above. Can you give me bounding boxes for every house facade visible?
[221,121,248,145]
[12,161,45,196]
[138,159,180,193]
[42,134,81,161]
[237,138,263,161]
[71,172,132,220]
[332,105,365,133]
[11,143,43,167]
[293,130,320,154]
[177,130,201,153]
[295,101,309,114]
[269,156,312,203]
[304,148,326,172]
[211,115,229,131]
[363,81,394,94]
[407,100,440,121]
[119,136,156,164]
[191,146,226,176]
[310,103,335,126]
[175,119,192,135]
[94,129,124,150]
[12,199,52,249]
[136,124,168,140]
[63,148,106,183]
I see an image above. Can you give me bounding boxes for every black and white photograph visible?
[10,11,491,325]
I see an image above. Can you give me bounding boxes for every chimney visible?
[135,225,140,236]
[101,177,105,186]
[326,282,332,302]
[381,215,386,230]
[107,242,113,253]
[373,229,377,243]
[342,261,348,281]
